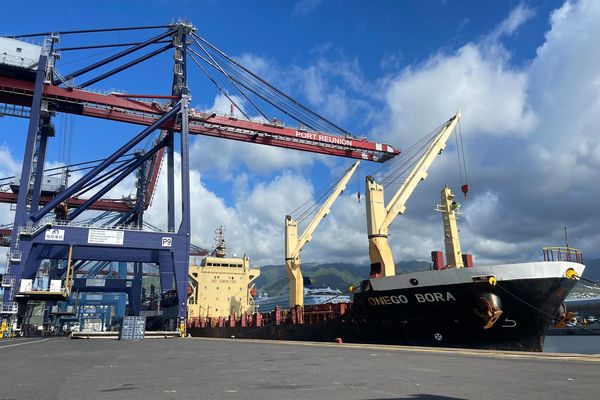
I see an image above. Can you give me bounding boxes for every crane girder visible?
[0,76,399,162]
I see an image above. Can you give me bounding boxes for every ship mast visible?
[366,112,461,277]
[212,226,226,258]
[285,161,360,308]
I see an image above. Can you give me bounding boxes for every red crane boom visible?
[0,76,399,162]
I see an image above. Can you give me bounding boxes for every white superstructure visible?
[0,37,41,69]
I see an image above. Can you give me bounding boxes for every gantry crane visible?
[285,161,360,307]
[0,23,399,331]
[366,112,461,277]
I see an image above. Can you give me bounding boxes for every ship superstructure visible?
[187,227,260,319]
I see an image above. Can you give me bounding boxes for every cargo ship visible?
[188,257,583,351]
[187,186,584,351]
[187,114,586,351]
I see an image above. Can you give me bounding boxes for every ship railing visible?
[542,247,583,264]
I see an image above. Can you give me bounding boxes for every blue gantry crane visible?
[0,22,399,335]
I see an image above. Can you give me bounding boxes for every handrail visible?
[542,247,584,264]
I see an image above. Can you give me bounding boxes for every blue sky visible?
[1,0,599,267]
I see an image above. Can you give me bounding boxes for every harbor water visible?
[544,335,600,354]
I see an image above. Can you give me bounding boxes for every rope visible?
[496,283,598,334]
[577,275,600,289]
[189,37,267,121]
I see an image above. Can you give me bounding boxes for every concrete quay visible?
[1,336,598,399]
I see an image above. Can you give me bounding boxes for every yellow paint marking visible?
[0,338,49,349]
[189,337,600,362]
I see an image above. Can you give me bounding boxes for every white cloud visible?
[145,152,323,265]
[293,0,323,17]
[491,3,535,39]
[376,0,600,264]
[189,135,315,179]
[382,43,537,142]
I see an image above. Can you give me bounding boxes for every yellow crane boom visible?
[285,161,360,308]
[366,112,461,277]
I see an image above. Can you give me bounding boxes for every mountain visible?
[253,260,432,297]
[582,258,600,282]
[573,258,600,293]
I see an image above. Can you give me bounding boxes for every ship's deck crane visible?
[366,112,461,277]
[285,161,360,307]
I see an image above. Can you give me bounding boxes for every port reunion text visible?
[295,130,352,146]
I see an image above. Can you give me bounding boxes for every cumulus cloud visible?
[145,152,320,265]
[377,0,600,264]
[382,43,536,141]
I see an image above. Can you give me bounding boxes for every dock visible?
[1,337,598,399]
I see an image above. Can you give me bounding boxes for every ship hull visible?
[188,261,583,352]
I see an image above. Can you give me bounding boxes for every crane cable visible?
[456,119,469,198]
[289,162,358,224]
[191,32,349,134]
[189,45,336,134]
[362,122,445,202]
[188,32,350,136]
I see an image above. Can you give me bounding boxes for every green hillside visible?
[254,260,431,297]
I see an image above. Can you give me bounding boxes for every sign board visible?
[45,228,65,241]
[49,280,62,292]
[19,279,33,293]
[87,229,124,245]
[161,237,172,247]
[85,279,105,287]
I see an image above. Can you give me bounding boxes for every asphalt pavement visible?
[0,336,598,399]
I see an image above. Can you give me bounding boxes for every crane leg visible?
[368,237,396,277]
[286,260,304,308]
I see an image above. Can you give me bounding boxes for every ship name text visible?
[295,131,353,147]
[367,292,456,306]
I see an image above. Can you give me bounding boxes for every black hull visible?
[189,276,577,352]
